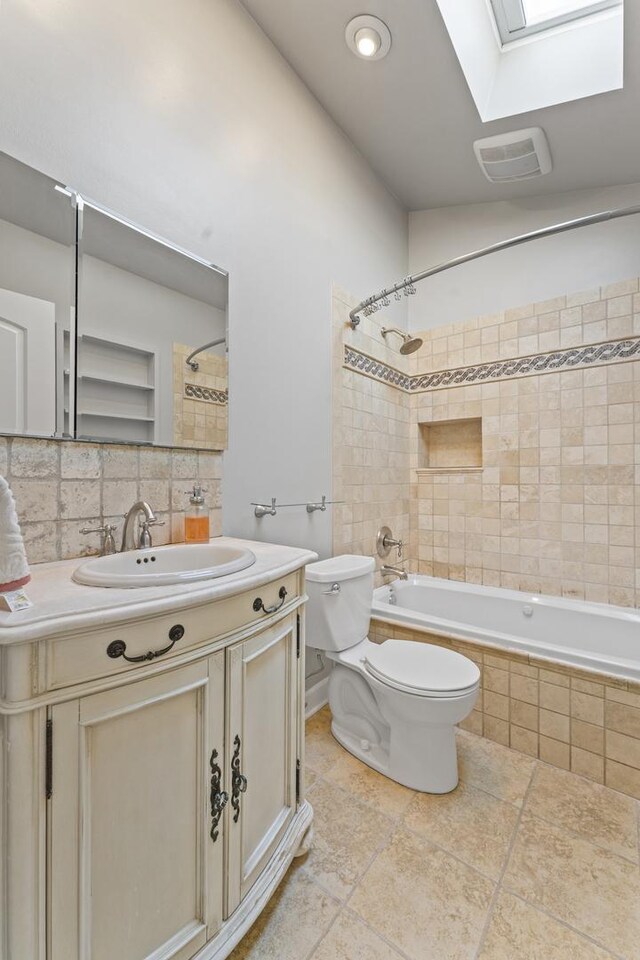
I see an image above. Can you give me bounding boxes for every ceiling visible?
[239,0,640,210]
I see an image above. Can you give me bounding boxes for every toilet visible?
[305,555,480,793]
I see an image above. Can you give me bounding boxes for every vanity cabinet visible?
[0,554,314,960]
[49,655,226,960]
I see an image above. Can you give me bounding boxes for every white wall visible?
[0,0,407,557]
[409,182,640,332]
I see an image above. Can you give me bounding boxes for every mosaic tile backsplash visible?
[0,436,222,564]
[334,277,640,607]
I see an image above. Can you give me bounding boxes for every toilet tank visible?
[305,555,375,652]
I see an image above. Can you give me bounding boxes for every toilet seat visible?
[364,639,480,698]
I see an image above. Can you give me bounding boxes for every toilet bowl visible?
[306,555,480,793]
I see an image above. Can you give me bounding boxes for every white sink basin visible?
[73,543,256,588]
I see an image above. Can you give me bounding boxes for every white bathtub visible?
[372,576,640,682]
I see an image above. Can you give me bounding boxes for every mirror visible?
[0,152,75,438]
[0,149,229,451]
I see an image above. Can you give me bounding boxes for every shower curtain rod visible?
[349,203,640,328]
[185,337,226,371]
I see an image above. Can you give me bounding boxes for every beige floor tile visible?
[305,707,345,774]
[305,767,319,789]
[303,778,394,900]
[503,813,640,957]
[403,779,519,879]
[311,911,405,960]
[323,749,416,819]
[526,763,639,862]
[349,828,495,960]
[228,860,339,960]
[478,892,617,960]
[457,730,535,806]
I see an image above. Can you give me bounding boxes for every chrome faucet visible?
[121,501,162,551]
[381,565,409,581]
[80,523,118,556]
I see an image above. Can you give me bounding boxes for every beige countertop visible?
[0,537,317,644]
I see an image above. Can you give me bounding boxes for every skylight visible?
[490,0,622,44]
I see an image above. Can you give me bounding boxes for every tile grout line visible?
[303,774,409,960]
[505,890,628,960]
[491,762,630,960]
[472,756,539,959]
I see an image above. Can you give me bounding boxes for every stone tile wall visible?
[332,289,412,580]
[0,436,222,563]
[370,618,640,800]
[173,342,228,449]
[410,278,640,607]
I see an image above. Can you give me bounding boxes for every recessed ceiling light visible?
[345,15,392,61]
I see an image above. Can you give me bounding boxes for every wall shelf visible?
[418,417,483,471]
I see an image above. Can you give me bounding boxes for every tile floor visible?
[230,706,640,960]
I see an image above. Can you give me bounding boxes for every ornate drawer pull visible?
[106,623,185,663]
[209,748,228,843]
[252,586,287,615]
[231,734,248,823]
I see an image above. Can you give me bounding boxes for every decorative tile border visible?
[343,347,410,389]
[184,383,229,405]
[344,337,640,393]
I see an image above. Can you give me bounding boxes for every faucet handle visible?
[80,522,118,556]
[139,518,165,549]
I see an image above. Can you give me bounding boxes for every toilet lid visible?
[364,640,480,698]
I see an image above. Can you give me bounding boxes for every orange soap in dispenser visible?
[185,484,209,543]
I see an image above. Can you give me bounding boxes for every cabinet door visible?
[226,615,299,915]
[49,655,225,960]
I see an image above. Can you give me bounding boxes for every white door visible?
[48,655,225,960]
[0,287,56,435]
[226,615,299,915]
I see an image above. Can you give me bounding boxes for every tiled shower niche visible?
[418,417,483,472]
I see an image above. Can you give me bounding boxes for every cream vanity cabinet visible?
[0,554,314,960]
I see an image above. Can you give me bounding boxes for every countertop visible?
[0,537,318,644]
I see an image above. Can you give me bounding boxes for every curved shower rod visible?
[349,203,640,328]
[186,337,227,371]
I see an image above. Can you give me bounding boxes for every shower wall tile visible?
[332,289,413,581]
[1,437,223,564]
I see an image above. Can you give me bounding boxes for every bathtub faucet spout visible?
[381,565,408,581]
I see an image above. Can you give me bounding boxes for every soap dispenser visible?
[184,484,209,543]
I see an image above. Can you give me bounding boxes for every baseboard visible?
[304,675,329,719]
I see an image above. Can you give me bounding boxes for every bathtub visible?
[372,575,640,683]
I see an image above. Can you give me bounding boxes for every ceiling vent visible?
[473,127,552,183]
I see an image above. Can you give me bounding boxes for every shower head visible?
[400,335,423,355]
[381,327,423,355]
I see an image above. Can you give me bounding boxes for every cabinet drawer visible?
[46,572,300,691]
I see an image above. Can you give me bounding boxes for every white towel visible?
[0,476,31,592]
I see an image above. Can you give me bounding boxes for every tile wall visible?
[409,277,640,607]
[370,619,640,800]
[173,343,229,449]
[0,435,222,564]
[332,288,412,578]
[335,278,640,606]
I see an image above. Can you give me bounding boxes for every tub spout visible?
[381,565,408,581]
